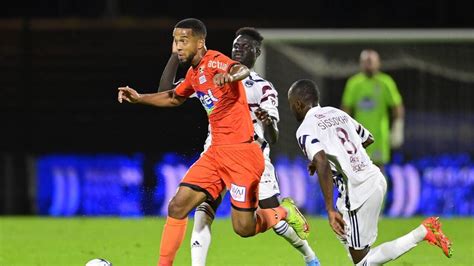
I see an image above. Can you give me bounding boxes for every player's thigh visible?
[216,143,264,211]
[180,151,224,202]
[342,178,386,250]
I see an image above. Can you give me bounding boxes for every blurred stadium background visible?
[1,1,473,265]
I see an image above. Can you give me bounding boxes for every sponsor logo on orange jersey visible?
[207,60,228,71]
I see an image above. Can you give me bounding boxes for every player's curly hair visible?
[175,18,207,38]
[235,27,264,46]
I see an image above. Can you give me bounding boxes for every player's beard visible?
[178,52,196,69]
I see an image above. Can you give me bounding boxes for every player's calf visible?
[231,209,258,237]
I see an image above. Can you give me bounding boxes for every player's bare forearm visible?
[158,53,179,92]
[390,104,405,148]
[118,86,185,107]
[311,151,347,237]
[312,151,335,212]
[229,64,250,82]
[213,64,249,86]
[255,108,279,144]
[392,104,405,120]
[263,119,279,144]
[140,90,185,107]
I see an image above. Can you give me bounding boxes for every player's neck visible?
[364,71,378,78]
[191,48,208,67]
[301,105,313,119]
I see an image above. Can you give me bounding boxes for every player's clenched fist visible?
[118,86,141,103]
[213,73,234,87]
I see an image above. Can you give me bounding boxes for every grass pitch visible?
[1,217,472,265]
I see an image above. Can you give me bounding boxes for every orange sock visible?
[157,216,188,266]
[255,206,287,233]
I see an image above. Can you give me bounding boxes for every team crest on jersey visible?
[245,80,254,87]
[197,90,218,115]
[359,97,375,110]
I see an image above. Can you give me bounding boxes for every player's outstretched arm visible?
[213,64,250,87]
[118,86,186,107]
[309,150,346,238]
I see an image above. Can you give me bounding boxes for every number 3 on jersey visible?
[336,127,357,154]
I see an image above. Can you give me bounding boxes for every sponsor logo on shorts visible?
[230,183,246,202]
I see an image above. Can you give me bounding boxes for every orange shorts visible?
[180,142,264,211]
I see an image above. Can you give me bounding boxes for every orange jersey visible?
[175,50,254,146]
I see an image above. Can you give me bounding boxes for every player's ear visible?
[294,99,302,109]
[256,47,261,57]
[197,38,205,49]
[296,100,306,112]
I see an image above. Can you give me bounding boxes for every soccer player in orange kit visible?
[117,18,309,266]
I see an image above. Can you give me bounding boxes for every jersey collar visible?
[303,105,321,120]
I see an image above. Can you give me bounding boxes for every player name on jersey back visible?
[316,115,350,130]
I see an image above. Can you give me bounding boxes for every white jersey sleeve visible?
[242,72,279,158]
[296,122,326,162]
[350,116,373,143]
[258,81,279,122]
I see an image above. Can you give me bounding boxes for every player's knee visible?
[168,198,188,219]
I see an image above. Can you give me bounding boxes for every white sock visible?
[191,203,215,266]
[273,220,317,262]
[364,225,427,265]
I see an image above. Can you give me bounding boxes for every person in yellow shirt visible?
[341,49,405,174]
